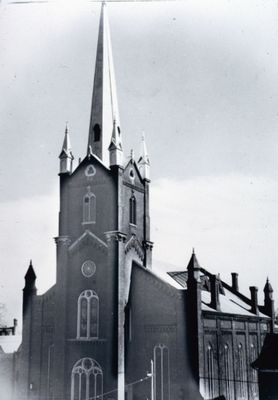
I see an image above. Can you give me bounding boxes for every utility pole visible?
[147,359,155,400]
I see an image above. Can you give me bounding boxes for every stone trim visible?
[54,236,71,246]
[125,235,144,261]
[68,230,107,253]
[104,231,127,243]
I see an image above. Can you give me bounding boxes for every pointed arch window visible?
[154,344,170,400]
[71,358,103,400]
[250,343,259,399]
[93,124,101,142]
[77,290,99,339]
[129,195,136,225]
[237,343,247,400]
[206,343,215,399]
[223,344,233,400]
[83,191,96,224]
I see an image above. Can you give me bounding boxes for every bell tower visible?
[52,3,152,400]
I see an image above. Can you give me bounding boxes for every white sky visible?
[1,0,278,326]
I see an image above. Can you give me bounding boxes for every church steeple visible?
[88,2,122,166]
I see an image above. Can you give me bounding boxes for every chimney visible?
[249,286,259,315]
[210,275,220,311]
[231,272,239,291]
[12,319,18,335]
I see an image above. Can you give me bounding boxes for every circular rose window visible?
[85,165,96,177]
[81,260,96,278]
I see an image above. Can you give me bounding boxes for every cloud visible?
[0,187,58,325]
[151,174,278,300]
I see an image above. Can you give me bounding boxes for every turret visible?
[138,133,150,181]
[109,119,123,167]
[23,260,37,315]
[59,125,74,174]
[187,249,201,284]
[186,250,202,384]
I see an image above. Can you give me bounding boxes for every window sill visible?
[82,221,96,225]
[68,338,107,342]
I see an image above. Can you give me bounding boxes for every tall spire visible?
[88,2,122,166]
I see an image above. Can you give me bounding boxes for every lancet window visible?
[83,190,96,223]
[71,358,103,400]
[237,343,247,400]
[77,290,99,339]
[129,195,136,225]
[93,124,101,142]
[250,343,259,399]
[153,344,170,400]
[223,344,233,400]
[206,343,215,399]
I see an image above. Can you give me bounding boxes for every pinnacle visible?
[25,260,36,281]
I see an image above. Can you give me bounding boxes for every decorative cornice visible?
[125,235,144,260]
[104,231,127,243]
[123,180,144,193]
[54,236,71,246]
[143,240,154,251]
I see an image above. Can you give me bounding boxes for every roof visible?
[167,256,270,318]
[201,290,268,317]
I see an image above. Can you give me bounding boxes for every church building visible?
[2,3,276,400]
[15,4,202,400]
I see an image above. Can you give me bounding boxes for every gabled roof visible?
[167,254,270,318]
[70,153,110,178]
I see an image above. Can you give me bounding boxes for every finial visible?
[130,149,134,161]
[192,247,195,255]
[88,145,93,158]
[29,259,32,266]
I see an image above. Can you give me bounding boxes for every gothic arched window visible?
[83,192,96,223]
[77,290,99,339]
[237,343,247,400]
[71,358,103,400]
[93,124,101,142]
[250,343,259,399]
[154,344,170,400]
[223,344,233,400]
[206,344,215,399]
[129,196,136,225]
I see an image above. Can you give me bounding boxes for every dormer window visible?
[129,195,136,225]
